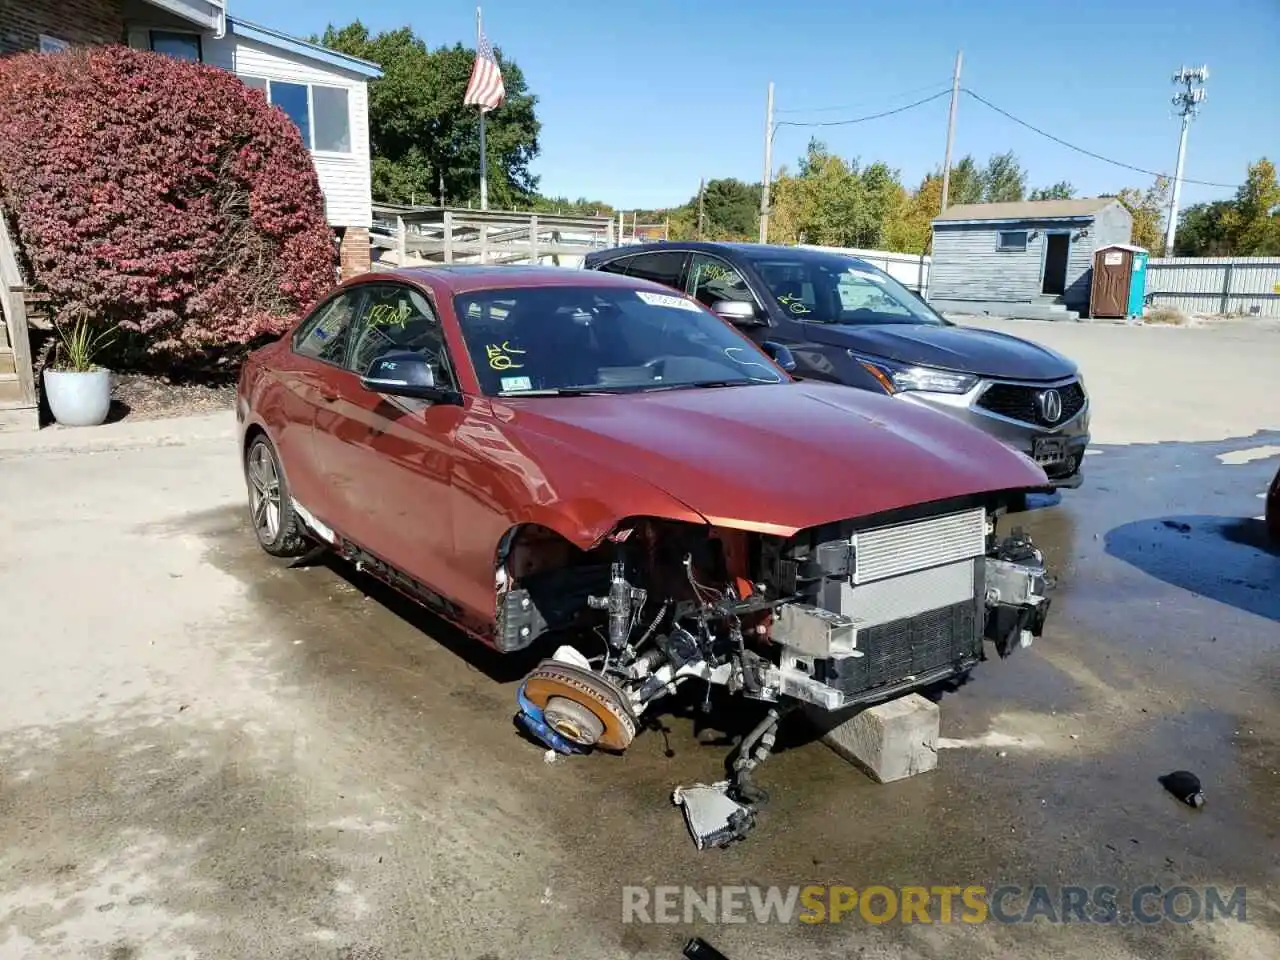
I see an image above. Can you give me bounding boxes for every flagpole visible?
[476,6,488,211]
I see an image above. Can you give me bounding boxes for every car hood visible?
[808,323,1077,380]
[495,382,1048,536]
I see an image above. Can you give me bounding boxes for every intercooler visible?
[772,507,989,706]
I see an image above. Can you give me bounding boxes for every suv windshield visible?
[745,252,945,326]
[453,285,787,396]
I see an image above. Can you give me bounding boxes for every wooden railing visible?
[0,210,37,412]
[370,204,617,266]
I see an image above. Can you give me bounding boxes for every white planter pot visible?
[44,368,112,427]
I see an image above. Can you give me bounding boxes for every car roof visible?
[364,263,671,295]
[585,240,874,268]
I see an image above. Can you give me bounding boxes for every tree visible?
[1110,177,1170,253]
[318,22,541,207]
[981,151,1027,203]
[1219,158,1280,255]
[696,178,760,239]
[1030,181,1076,201]
[946,155,983,206]
[883,172,942,254]
[1174,201,1233,256]
[0,46,334,363]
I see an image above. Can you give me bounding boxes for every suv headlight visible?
[851,352,978,395]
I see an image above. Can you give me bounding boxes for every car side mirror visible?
[360,350,460,404]
[711,299,766,327]
[762,341,797,372]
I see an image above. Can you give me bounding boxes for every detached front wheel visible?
[245,435,307,557]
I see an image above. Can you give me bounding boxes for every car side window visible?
[593,255,634,276]
[345,283,457,388]
[686,253,756,310]
[293,290,363,364]
[622,251,686,290]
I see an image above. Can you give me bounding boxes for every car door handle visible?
[316,386,339,403]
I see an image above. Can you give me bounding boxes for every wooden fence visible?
[0,211,37,425]
[370,205,617,267]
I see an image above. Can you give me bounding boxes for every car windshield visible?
[453,285,788,396]
[745,252,946,326]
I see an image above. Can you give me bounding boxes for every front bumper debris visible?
[672,781,756,850]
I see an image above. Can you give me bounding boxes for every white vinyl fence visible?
[1145,257,1280,317]
[797,244,931,292]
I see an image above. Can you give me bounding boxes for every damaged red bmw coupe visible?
[237,265,1053,759]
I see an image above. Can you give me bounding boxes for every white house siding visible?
[126,27,374,229]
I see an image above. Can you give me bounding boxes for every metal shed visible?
[927,198,1133,321]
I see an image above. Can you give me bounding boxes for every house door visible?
[1042,233,1070,296]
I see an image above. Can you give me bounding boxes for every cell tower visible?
[1164,65,1208,255]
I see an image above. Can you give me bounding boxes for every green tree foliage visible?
[1174,201,1233,256]
[1109,177,1171,254]
[767,140,909,249]
[946,156,983,205]
[1174,160,1280,256]
[1218,158,1280,255]
[980,151,1027,202]
[1029,181,1076,201]
[317,21,540,207]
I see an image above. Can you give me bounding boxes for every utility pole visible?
[697,177,706,239]
[758,81,774,244]
[1164,65,1208,256]
[939,50,963,214]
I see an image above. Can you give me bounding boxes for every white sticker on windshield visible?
[850,270,886,284]
[636,290,701,312]
[501,376,532,392]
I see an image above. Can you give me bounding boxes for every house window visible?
[240,77,351,155]
[996,230,1028,252]
[38,34,70,54]
[150,30,202,62]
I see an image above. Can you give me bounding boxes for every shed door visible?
[1091,248,1131,318]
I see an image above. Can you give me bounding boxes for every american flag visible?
[463,29,505,113]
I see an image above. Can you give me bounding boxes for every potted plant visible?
[43,309,116,427]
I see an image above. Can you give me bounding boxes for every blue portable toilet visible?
[1090,244,1149,320]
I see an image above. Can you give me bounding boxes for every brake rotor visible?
[521,660,637,751]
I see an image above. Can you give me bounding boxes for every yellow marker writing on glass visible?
[486,341,526,370]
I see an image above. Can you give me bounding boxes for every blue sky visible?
[236,0,1279,211]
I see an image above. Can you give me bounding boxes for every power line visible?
[962,87,1240,190]
[773,89,950,131]
[774,81,953,115]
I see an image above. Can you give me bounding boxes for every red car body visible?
[237,265,1054,757]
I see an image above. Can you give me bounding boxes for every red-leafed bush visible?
[0,45,336,363]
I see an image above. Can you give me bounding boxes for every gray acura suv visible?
[583,241,1090,489]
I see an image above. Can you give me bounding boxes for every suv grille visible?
[977,380,1086,426]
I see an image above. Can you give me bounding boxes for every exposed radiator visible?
[852,507,987,584]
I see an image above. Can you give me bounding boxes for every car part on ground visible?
[672,781,756,850]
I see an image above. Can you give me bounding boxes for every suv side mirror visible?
[361,350,461,404]
[711,299,766,327]
[762,341,797,372]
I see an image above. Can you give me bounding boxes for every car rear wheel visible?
[245,435,307,558]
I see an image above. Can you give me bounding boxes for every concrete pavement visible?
[0,320,1277,959]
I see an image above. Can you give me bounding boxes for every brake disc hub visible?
[520,660,637,751]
